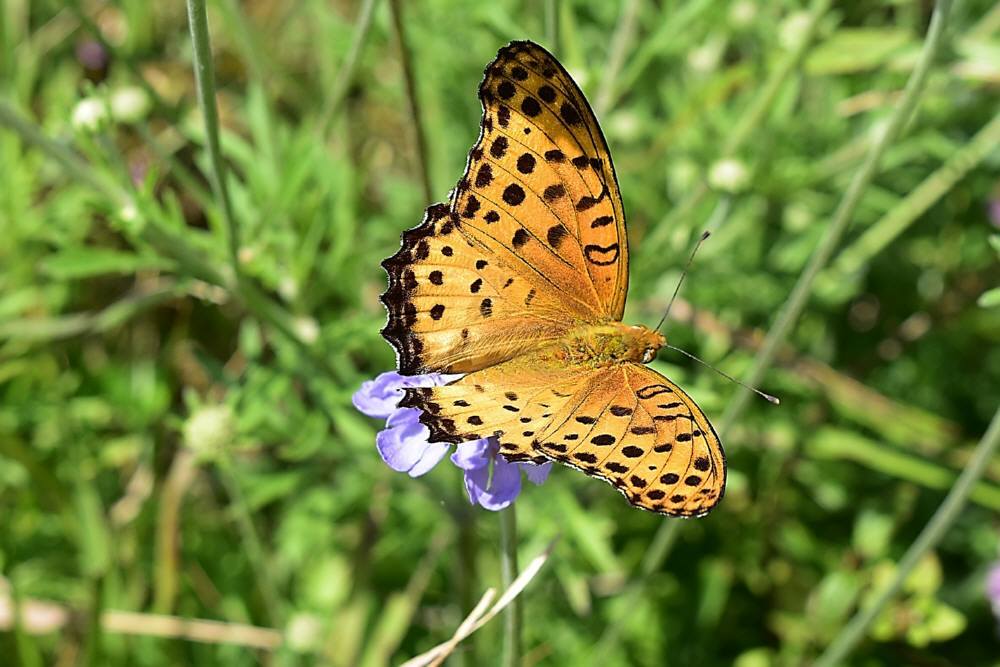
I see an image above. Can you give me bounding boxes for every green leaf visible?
[806,28,913,74]
[978,286,1000,308]
[853,510,894,559]
[923,601,967,642]
[40,248,174,280]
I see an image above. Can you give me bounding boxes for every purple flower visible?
[376,407,451,478]
[987,561,1000,622]
[353,370,458,419]
[451,437,551,511]
[353,371,551,509]
[989,198,1000,229]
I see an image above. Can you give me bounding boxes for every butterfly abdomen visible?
[552,323,666,367]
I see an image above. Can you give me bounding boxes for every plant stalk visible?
[186,0,242,277]
[499,506,522,667]
[387,0,434,203]
[718,0,954,435]
[815,403,1000,667]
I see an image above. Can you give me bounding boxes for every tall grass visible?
[1,1,997,665]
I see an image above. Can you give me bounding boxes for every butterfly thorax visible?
[550,323,666,367]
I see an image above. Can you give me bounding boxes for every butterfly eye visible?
[642,348,656,363]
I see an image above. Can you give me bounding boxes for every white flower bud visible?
[688,39,723,73]
[278,276,298,301]
[294,317,320,345]
[285,613,323,652]
[183,404,234,459]
[119,203,139,224]
[71,97,108,132]
[779,11,813,51]
[708,158,750,193]
[729,1,757,28]
[782,202,813,231]
[110,86,151,123]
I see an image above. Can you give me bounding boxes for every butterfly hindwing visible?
[399,351,602,450]
[527,363,724,517]
[402,353,725,517]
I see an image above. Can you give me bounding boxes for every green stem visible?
[453,507,479,667]
[216,453,282,626]
[639,0,830,266]
[0,100,131,208]
[814,403,1000,667]
[499,506,521,667]
[0,100,343,384]
[592,519,681,660]
[718,0,953,435]
[9,578,43,667]
[721,0,831,157]
[595,0,641,116]
[544,0,560,50]
[387,0,433,203]
[319,0,380,137]
[68,2,177,121]
[832,110,1000,277]
[185,0,241,276]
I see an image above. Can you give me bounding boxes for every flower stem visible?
[387,0,434,203]
[638,0,831,267]
[544,0,560,49]
[216,453,282,626]
[595,0,641,117]
[831,109,1000,277]
[318,0,380,138]
[717,0,953,435]
[499,505,522,667]
[185,0,241,278]
[814,402,1000,667]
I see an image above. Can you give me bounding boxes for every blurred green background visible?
[2,0,999,665]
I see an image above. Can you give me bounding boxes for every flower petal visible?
[520,461,553,485]
[462,462,491,505]
[353,371,463,418]
[451,438,492,471]
[477,457,522,510]
[375,408,434,473]
[987,562,1000,613]
[408,441,450,477]
[352,371,408,418]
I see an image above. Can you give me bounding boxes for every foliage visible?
[1,1,998,665]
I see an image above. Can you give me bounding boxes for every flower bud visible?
[71,97,108,132]
[183,404,235,460]
[110,86,151,123]
[285,612,323,652]
[708,158,750,193]
[779,11,813,50]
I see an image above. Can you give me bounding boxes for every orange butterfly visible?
[381,40,724,517]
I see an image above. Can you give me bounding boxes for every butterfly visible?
[380,40,724,517]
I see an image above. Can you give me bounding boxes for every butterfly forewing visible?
[381,41,631,375]
[382,203,573,374]
[465,41,629,320]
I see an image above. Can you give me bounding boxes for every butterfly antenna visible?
[655,231,711,333]
[665,344,780,405]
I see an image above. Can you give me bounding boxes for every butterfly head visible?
[626,324,667,364]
